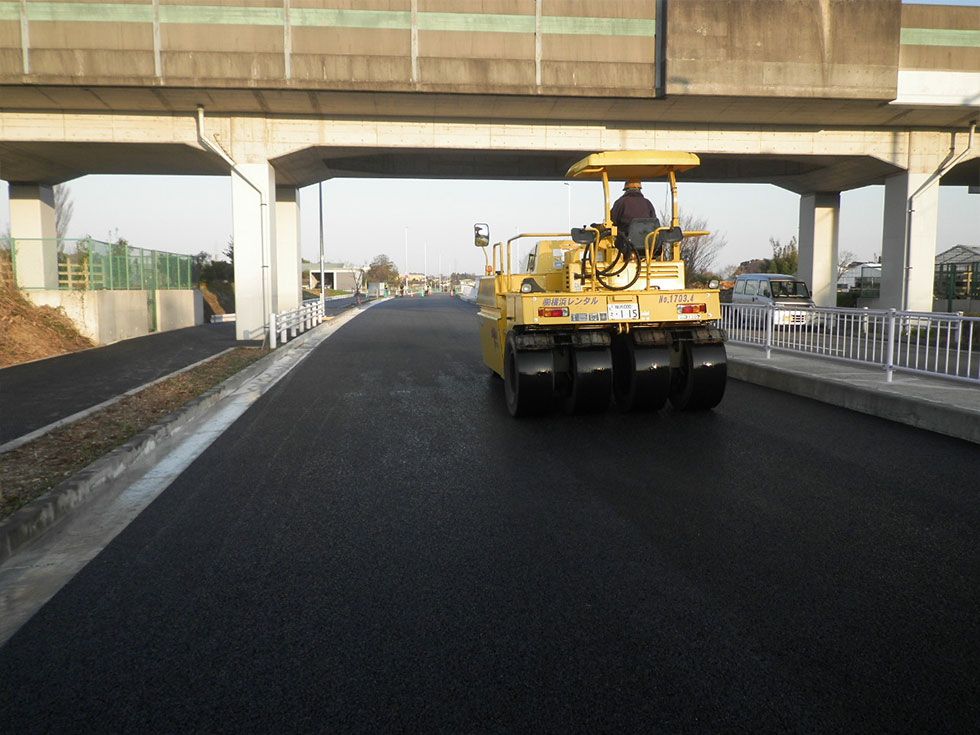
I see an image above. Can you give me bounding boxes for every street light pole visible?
[564,182,571,231]
[318,182,325,316]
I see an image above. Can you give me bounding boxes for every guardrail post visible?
[270,312,278,348]
[765,304,773,359]
[885,308,896,382]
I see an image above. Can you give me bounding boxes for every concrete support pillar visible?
[880,171,940,312]
[9,183,58,289]
[797,192,840,307]
[274,185,302,312]
[231,162,277,342]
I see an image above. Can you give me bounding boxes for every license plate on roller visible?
[607,303,639,320]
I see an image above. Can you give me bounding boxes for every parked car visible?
[731,273,814,325]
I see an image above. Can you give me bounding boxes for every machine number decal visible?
[659,293,695,303]
[607,303,639,320]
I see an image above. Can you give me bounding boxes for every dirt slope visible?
[0,263,95,368]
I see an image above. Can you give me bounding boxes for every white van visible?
[732,273,814,325]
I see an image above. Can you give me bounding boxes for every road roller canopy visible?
[566,151,701,181]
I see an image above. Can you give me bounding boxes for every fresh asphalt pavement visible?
[1,295,978,732]
[0,321,240,444]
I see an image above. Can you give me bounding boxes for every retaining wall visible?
[25,289,203,344]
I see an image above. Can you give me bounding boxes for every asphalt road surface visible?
[1,295,977,733]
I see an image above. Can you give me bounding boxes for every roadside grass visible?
[0,347,268,521]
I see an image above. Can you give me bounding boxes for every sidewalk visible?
[726,343,980,445]
[0,322,241,446]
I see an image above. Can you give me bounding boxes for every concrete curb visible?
[728,358,980,445]
[0,306,367,566]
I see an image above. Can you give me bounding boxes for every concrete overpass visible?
[1,0,978,341]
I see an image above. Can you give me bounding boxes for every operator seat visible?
[625,217,662,258]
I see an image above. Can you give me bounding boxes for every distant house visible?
[302,263,365,292]
[838,261,880,292]
[935,245,980,265]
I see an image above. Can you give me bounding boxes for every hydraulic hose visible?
[578,241,642,290]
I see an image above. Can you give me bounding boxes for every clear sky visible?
[1,173,977,278]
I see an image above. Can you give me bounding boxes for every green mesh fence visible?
[10,238,196,290]
[935,262,980,301]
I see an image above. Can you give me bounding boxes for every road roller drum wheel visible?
[504,334,555,417]
[612,334,671,413]
[562,347,613,414]
[668,342,727,411]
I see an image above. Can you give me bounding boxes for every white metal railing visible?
[269,300,325,348]
[721,303,980,384]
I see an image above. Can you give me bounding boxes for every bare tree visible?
[54,184,74,241]
[837,249,857,280]
[677,211,727,281]
[350,266,365,294]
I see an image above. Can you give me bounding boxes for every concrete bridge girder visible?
[4,110,978,339]
[5,109,968,189]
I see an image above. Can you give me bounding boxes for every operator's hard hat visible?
[624,179,642,190]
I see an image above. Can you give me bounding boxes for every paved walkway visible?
[0,322,239,445]
[727,342,980,445]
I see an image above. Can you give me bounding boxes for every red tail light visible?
[677,303,707,314]
[538,307,569,318]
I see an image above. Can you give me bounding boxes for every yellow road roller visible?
[475,150,726,416]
